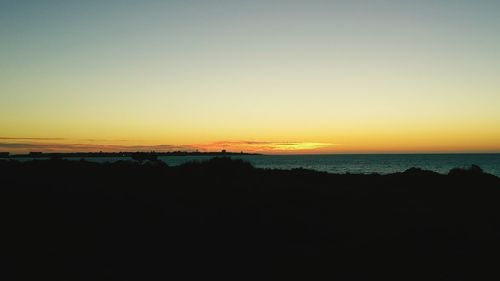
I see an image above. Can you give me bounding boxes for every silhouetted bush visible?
[449,164,485,176]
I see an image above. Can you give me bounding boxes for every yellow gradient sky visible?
[1,1,499,154]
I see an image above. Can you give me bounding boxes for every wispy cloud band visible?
[0,138,336,154]
[197,141,336,152]
[0,142,197,153]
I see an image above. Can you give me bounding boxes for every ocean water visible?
[9,154,500,176]
[155,154,500,176]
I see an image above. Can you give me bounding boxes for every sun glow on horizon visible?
[0,137,339,154]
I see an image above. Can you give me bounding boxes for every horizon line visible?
[4,151,500,156]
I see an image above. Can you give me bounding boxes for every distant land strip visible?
[0,151,262,158]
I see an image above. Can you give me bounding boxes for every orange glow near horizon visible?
[1,135,499,155]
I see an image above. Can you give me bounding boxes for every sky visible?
[1,0,500,154]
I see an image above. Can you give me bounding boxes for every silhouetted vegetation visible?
[1,158,500,280]
[130,152,159,162]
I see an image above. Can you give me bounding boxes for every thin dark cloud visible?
[0,143,45,148]
[211,141,276,145]
[209,141,335,146]
[0,137,66,140]
[0,137,132,142]
[0,142,197,153]
[0,140,336,154]
[197,140,337,153]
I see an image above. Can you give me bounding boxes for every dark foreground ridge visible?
[2,158,500,280]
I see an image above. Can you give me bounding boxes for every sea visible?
[9,153,500,177]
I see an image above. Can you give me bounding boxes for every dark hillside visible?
[1,158,500,280]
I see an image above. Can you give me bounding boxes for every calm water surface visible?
[157,154,500,176]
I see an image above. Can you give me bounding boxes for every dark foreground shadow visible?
[1,157,500,280]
